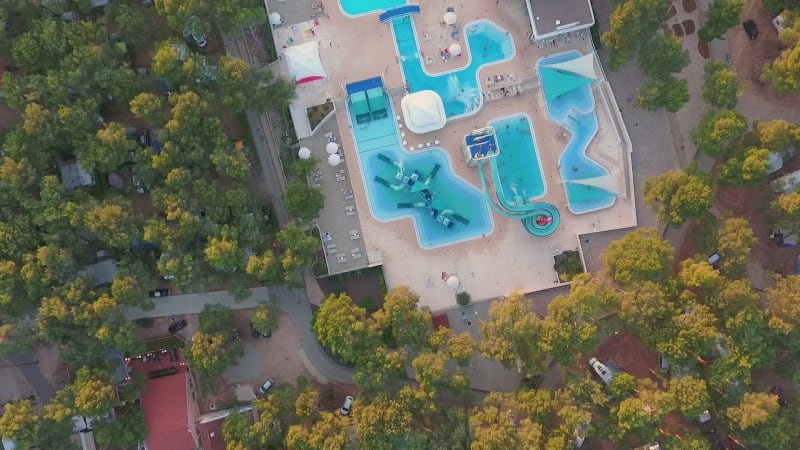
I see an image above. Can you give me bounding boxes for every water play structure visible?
[373,153,470,229]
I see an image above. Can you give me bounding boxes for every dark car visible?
[168,319,187,334]
[262,206,271,225]
[250,321,261,338]
[149,288,171,298]
[743,19,758,40]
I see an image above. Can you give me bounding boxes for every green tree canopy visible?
[636,76,690,112]
[691,109,749,157]
[639,34,690,79]
[601,229,674,286]
[600,0,672,69]
[716,217,757,277]
[643,169,713,226]
[284,182,325,222]
[699,0,745,41]
[312,293,376,364]
[702,60,743,109]
[479,292,548,375]
[371,286,431,349]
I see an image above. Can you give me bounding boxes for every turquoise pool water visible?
[348,90,493,249]
[538,51,615,214]
[392,18,514,118]
[488,114,546,206]
[340,0,406,16]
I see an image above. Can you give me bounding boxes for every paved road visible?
[4,352,56,405]
[123,286,354,384]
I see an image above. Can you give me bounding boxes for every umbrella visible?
[446,275,460,289]
[443,11,457,25]
[326,142,339,154]
[449,43,462,56]
[328,153,341,166]
[269,12,282,26]
[298,147,312,159]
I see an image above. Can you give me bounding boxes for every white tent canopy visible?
[400,90,447,134]
[298,147,312,159]
[542,53,599,80]
[282,41,327,84]
[444,11,457,25]
[449,43,462,56]
[328,153,341,166]
[564,171,624,195]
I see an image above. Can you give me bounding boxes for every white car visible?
[589,357,614,385]
[340,395,354,416]
[258,379,274,395]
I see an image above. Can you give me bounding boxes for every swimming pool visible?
[488,114,546,207]
[348,89,493,249]
[392,18,514,118]
[340,0,406,16]
[538,51,615,214]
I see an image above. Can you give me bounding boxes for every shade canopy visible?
[328,153,341,166]
[400,90,447,134]
[449,43,462,56]
[539,53,600,101]
[446,275,460,289]
[282,41,327,84]
[268,12,282,26]
[298,147,312,159]
[443,11,457,25]
[326,142,339,154]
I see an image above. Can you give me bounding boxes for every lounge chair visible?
[351,91,372,124]
[366,88,388,120]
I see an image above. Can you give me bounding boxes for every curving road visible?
[122,286,354,384]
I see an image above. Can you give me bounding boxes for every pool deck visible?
[275,1,637,311]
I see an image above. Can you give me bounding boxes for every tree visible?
[186,331,240,374]
[716,147,770,187]
[81,198,141,250]
[716,217,757,277]
[619,281,680,347]
[11,19,67,73]
[755,119,800,154]
[284,181,325,222]
[643,169,713,226]
[636,76,691,112]
[276,222,319,281]
[678,258,723,291]
[199,303,234,334]
[479,292,547,374]
[70,367,119,417]
[601,228,674,286]
[222,408,256,449]
[446,331,479,365]
[286,412,350,450]
[252,302,280,335]
[312,293,376,364]
[77,122,138,173]
[669,376,710,419]
[614,397,658,441]
[600,0,672,69]
[658,305,719,365]
[468,402,519,450]
[246,251,282,282]
[205,233,244,272]
[608,372,637,397]
[699,0,745,41]
[691,109,749,157]
[371,286,431,349]
[639,34,690,79]
[0,398,74,449]
[295,387,320,418]
[411,351,449,395]
[250,396,284,448]
[353,395,414,450]
[702,60,743,109]
[216,55,264,113]
[764,275,800,337]
[726,392,779,430]
[94,408,149,449]
[211,0,268,31]
[129,92,168,126]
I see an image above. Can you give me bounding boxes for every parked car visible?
[262,206,271,225]
[340,395,355,416]
[743,19,758,40]
[589,357,615,385]
[259,379,275,394]
[132,173,147,194]
[707,251,721,271]
[658,353,669,373]
[168,319,187,334]
[149,288,171,298]
[250,321,261,338]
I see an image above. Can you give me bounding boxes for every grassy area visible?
[145,335,186,351]
[554,250,584,282]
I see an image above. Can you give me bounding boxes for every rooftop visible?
[525,0,595,39]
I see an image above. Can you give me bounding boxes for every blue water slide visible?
[378,5,421,23]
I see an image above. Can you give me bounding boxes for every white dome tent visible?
[449,43,462,56]
[443,11,457,25]
[446,275,461,290]
[326,142,339,155]
[328,153,341,166]
[400,90,447,134]
[298,147,312,159]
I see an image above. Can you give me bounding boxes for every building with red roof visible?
[128,349,199,450]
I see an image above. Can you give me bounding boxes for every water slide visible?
[477,161,560,236]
